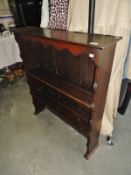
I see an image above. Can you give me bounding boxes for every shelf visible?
[27,67,93,109]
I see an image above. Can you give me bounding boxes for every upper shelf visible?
[12,26,121,50]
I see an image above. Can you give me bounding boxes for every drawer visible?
[32,90,91,137]
[57,93,91,116]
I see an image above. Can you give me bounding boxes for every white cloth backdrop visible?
[0,0,11,15]
[67,0,131,135]
[0,34,22,69]
[40,0,49,28]
[126,36,131,80]
[0,0,9,10]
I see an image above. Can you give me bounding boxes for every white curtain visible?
[67,0,131,135]
[126,35,131,79]
[0,0,10,15]
[40,0,49,28]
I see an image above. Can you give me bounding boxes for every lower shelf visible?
[32,90,91,137]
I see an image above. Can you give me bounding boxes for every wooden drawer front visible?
[57,93,91,116]
[55,49,95,90]
[32,90,90,137]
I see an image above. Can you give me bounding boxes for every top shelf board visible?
[12,26,121,50]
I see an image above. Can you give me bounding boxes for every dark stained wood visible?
[12,26,121,49]
[13,27,120,159]
[33,90,90,136]
[84,44,117,158]
[38,44,56,73]
[27,68,93,109]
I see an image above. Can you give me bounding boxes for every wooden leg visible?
[84,126,99,159]
[31,94,46,115]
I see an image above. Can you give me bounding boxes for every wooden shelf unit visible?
[13,27,120,159]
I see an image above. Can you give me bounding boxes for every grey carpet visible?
[0,78,131,175]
